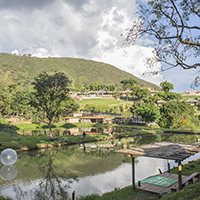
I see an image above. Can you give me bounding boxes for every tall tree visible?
[134,102,160,124]
[159,100,197,128]
[10,90,34,121]
[160,81,174,92]
[131,85,151,100]
[31,72,79,137]
[120,78,137,90]
[124,0,200,73]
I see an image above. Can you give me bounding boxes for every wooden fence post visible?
[72,191,75,200]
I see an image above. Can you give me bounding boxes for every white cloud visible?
[11,49,19,55]
[0,0,193,92]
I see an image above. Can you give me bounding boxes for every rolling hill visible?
[0,53,160,90]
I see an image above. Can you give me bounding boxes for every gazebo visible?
[115,141,200,195]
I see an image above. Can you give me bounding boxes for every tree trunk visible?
[49,123,53,138]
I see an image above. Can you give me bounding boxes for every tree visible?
[160,81,174,92]
[159,100,197,128]
[124,0,200,73]
[134,102,160,124]
[10,90,35,121]
[0,79,9,114]
[31,72,79,137]
[131,85,151,100]
[89,82,103,91]
[120,78,137,90]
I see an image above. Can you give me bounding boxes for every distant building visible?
[65,117,79,123]
[186,99,199,106]
[182,89,200,96]
[80,116,105,124]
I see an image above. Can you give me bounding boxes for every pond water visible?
[0,133,200,200]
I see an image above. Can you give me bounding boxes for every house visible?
[80,116,105,124]
[182,89,200,96]
[65,117,79,123]
[186,99,199,106]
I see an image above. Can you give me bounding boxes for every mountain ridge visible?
[0,53,160,90]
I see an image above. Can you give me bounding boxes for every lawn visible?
[76,98,132,107]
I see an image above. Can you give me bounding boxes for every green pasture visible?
[76,98,133,107]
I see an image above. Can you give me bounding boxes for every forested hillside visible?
[0,53,160,90]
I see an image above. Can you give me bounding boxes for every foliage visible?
[89,82,104,91]
[120,78,137,90]
[134,102,160,124]
[159,100,197,129]
[160,81,174,92]
[31,71,79,137]
[0,195,13,200]
[131,85,151,100]
[124,0,200,72]
[9,90,35,120]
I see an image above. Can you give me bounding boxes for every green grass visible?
[77,98,131,107]
[77,187,159,200]
[0,196,13,200]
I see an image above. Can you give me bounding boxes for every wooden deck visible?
[136,173,188,196]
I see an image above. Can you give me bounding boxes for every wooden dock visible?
[136,173,188,196]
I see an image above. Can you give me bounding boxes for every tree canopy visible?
[133,102,160,124]
[124,0,200,72]
[31,72,79,137]
[120,78,137,90]
[159,100,197,128]
[160,81,174,92]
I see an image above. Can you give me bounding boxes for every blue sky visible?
[0,0,199,93]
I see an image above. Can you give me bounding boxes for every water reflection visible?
[0,165,17,180]
[27,125,144,137]
[0,133,200,199]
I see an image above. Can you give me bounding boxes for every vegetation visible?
[0,53,160,91]
[159,100,197,129]
[134,102,160,124]
[160,81,174,93]
[31,71,79,137]
[124,0,200,73]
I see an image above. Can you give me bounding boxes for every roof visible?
[81,116,105,119]
[65,117,79,119]
[115,141,200,161]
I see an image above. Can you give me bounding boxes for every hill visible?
[0,53,160,90]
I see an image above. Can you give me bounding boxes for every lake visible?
[0,133,200,200]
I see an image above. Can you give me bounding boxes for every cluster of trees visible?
[73,76,117,91]
[131,81,198,129]
[124,0,199,129]
[0,71,79,137]
[72,76,137,92]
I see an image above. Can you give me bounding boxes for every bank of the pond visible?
[77,158,200,200]
[1,125,200,152]
[0,128,153,151]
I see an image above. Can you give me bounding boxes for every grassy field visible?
[77,98,133,108]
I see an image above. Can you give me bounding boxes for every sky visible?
[0,0,199,93]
